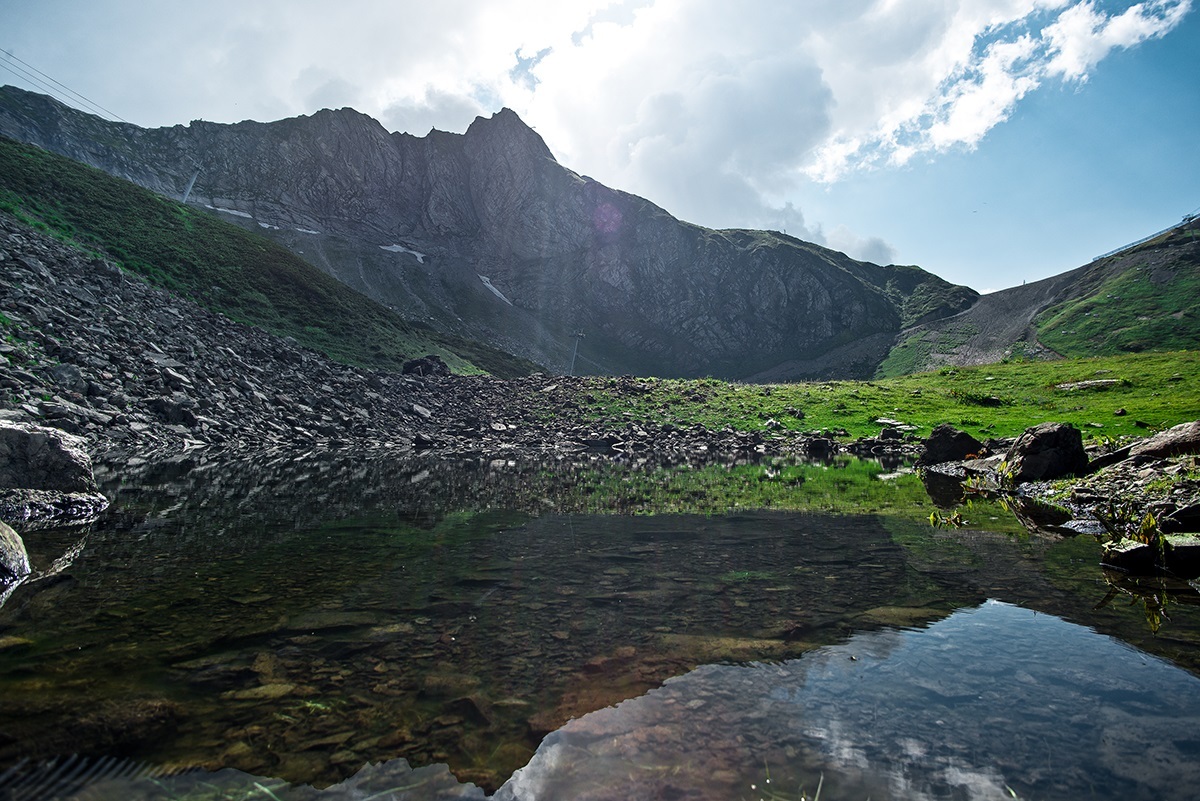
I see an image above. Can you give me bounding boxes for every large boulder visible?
[402,354,451,378]
[0,422,108,525]
[0,421,97,493]
[1129,420,1200,460]
[0,520,30,585]
[1004,422,1088,484]
[917,424,983,466]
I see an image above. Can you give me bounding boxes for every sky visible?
[2,0,1197,292]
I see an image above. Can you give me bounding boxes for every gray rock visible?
[402,355,451,377]
[0,520,30,584]
[0,84,978,381]
[0,421,98,493]
[1129,420,1200,460]
[917,424,983,466]
[47,363,88,393]
[1005,422,1088,484]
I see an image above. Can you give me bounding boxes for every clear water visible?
[2,452,1199,800]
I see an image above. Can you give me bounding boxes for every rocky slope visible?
[0,85,976,380]
[0,212,859,468]
[3,209,1197,557]
[882,217,1200,375]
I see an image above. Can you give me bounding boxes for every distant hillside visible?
[0,135,536,377]
[878,217,1200,377]
[0,85,977,380]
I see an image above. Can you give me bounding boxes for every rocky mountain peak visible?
[463,107,556,163]
[0,86,981,379]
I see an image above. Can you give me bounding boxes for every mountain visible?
[0,85,977,380]
[0,134,536,378]
[879,216,1200,376]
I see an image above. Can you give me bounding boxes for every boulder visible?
[401,354,451,377]
[0,520,30,585]
[1129,420,1200,460]
[1004,422,1088,484]
[47,363,88,394]
[0,421,97,493]
[917,424,983,466]
[146,395,199,427]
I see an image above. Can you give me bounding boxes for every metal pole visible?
[568,331,584,376]
[182,169,200,204]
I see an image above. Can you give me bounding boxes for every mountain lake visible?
[2,451,1199,800]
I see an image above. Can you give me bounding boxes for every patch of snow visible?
[294,227,321,235]
[478,275,513,306]
[380,243,426,263]
[204,204,253,219]
[258,222,281,230]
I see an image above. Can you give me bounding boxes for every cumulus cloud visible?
[822,225,900,265]
[1043,0,1192,80]
[803,0,1191,180]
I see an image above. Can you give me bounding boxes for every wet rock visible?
[1004,422,1087,484]
[0,520,30,584]
[1101,536,1200,578]
[917,424,982,466]
[919,464,967,508]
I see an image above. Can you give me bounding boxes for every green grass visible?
[555,350,1199,444]
[0,135,535,377]
[1036,226,1200,357]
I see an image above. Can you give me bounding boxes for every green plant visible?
[929,510,967,528]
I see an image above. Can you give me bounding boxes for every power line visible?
[1,50,129,123]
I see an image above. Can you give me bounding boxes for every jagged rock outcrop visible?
[0,85,977,379]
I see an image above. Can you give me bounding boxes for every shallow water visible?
[2,452,1199,799]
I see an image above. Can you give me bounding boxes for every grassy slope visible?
[0,135,535,378]
[561,350,1199,444]
[1035,223,1200,356]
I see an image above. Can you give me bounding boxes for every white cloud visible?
[823,225,900,265]
[5,0,1191,260]
[802,0,1190,181]
[1043,0,1192,80]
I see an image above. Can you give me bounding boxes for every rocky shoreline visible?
[1,210,1198,550]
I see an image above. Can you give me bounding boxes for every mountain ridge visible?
[0,84,977,379]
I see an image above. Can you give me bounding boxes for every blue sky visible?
[2,1,1196,292]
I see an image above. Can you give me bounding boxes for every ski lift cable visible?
[1,50,129,123]
[0,59,121,125]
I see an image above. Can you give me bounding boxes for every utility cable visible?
[1,50,129,123]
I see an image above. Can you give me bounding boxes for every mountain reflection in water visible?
[51,601,1200,801]
[3,452,1200,799]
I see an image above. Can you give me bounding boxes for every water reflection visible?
[43,602,1200,801]
[2,452,1200,798]
[499,600,1200,801]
